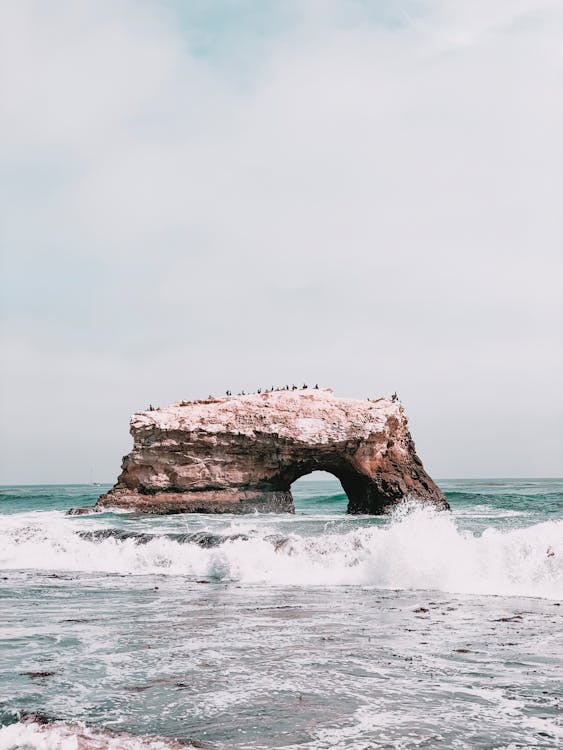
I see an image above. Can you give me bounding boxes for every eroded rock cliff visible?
[77,389,448,515]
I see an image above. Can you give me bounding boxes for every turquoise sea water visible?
[0,479,562,749]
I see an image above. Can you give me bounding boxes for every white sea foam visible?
[0,506,562,599]
[0,719,187,750]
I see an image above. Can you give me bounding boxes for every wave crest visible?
[0,506,561,599]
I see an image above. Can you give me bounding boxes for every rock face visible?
[82,389,448,515]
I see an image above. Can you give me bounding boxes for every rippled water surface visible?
[1,479,562,749]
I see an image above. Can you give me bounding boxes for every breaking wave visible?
[0,506,561,599]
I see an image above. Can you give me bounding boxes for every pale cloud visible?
[1,0,561,482]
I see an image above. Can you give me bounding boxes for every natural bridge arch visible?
[80,389,448,515]
[270,457,411,515]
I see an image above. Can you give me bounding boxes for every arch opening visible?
[291,470,348,514]
[266,457,392,515]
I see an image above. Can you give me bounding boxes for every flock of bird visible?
[223,384,319,397]
[147,387,398,412]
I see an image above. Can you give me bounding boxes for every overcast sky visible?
[1,0,561,484]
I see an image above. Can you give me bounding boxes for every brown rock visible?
[76,389,448,515]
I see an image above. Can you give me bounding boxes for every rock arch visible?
[83,389,448,515]
[276,461,409,515]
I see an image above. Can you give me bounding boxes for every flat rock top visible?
[132,389,404,444]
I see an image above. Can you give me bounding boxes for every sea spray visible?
[1,503,561,598]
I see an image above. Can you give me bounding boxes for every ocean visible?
[0,479,561,749]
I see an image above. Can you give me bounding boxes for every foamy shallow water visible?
[1,479,562,749]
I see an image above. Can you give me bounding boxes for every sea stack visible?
[81,389,448,515]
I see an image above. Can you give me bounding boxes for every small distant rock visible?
[494,615,523,622]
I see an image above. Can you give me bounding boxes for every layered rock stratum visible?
[75,389,447,515]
